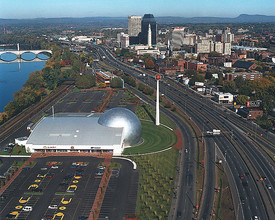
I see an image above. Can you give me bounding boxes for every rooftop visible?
[27,114,123,146]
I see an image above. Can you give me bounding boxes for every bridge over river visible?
[0,44,52,62]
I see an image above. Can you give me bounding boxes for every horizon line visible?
[1,14,275,20]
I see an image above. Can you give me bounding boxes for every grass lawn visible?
[128,148,178,219]
[135,104,176,130]
[123,120,177,155]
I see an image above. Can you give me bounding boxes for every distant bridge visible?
[0,43,52,61]
[0,58,46,64]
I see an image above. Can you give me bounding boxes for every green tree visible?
[110,77,123,88]
[189,73,205,86]
[205,71,213,80]
[138,83,145,91]
[239,84,252,96]
[4,101,19,118]
[75,74,96,89]
[234,76,245,89]
[185,69,197,77]
[223,81,236,93]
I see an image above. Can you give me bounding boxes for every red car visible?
[239,174,244,179]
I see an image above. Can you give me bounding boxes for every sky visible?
[0,0,275,19]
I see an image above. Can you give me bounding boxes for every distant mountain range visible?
[156,14,275,24]
[0,14,275,26]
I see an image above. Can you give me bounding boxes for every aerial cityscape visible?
[0,1,274,220]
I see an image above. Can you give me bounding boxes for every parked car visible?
[48,205,58,209]
[23,206,32,211]
[23,167,30,170]
[41,167,47,170]
[95,169,104,176]
[97,165,105,170]
[51,166,58,169]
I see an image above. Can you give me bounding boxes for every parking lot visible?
[48,90,106,113]
[0,156,139,220]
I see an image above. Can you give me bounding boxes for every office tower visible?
[128,15,142,36]
[120,34,129,48]
[139,14,157,45]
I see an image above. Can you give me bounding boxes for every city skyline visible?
[0,0,274,19]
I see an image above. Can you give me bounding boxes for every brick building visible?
[225,71,262,81]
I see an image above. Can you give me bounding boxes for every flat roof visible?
[27,115,123,146]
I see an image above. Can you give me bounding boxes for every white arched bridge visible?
[0,43,52,61]
[0,49,52,61]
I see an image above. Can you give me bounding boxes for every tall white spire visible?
[155,75,160,126]
[148,24,152,48]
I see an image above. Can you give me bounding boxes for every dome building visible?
[16,108,142,155]
[98,107,142,146]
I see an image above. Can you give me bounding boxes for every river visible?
[0,52,49,113]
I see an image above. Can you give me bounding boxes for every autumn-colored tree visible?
[0,112,8,124]
[249,78,271,92]
[145,59,155,69]
[236,95,249,105]
[98,82,107,88]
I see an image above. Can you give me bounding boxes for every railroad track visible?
[0,82,73,142]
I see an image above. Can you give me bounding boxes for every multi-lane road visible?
[92,44,275,220]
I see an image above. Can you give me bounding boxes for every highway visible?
[92,45,274,220]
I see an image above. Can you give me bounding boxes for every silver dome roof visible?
[98,107,141,146]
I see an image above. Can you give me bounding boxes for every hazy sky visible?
[1,0,274,19]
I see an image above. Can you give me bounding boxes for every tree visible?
[4,101,19,118]
[98,82,106,88]
[236,95,249,105]
[223,81,236,93]
[239,84,252,96]
[143,86,154,96]
[185,69,196,77]
[75,74,96,89]
[189,73,205,86]
[138,83,145,91]
[234,76,245,89]
[0,112,8,124]
[205,71,213,80]
[145,59,155,69]
[110,78,123,88]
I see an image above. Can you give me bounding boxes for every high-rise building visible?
[121,34,129,48]
[214,42,223,54]
[139,14,157,45]
[128,15,142,36]
[171,27,186,50]
[117,32,129,48]
[223,42,231,55]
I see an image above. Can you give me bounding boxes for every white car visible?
[48,205,58,209]
[23,206,32,211]
[41,167,47,170]
[51,166,58,169]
